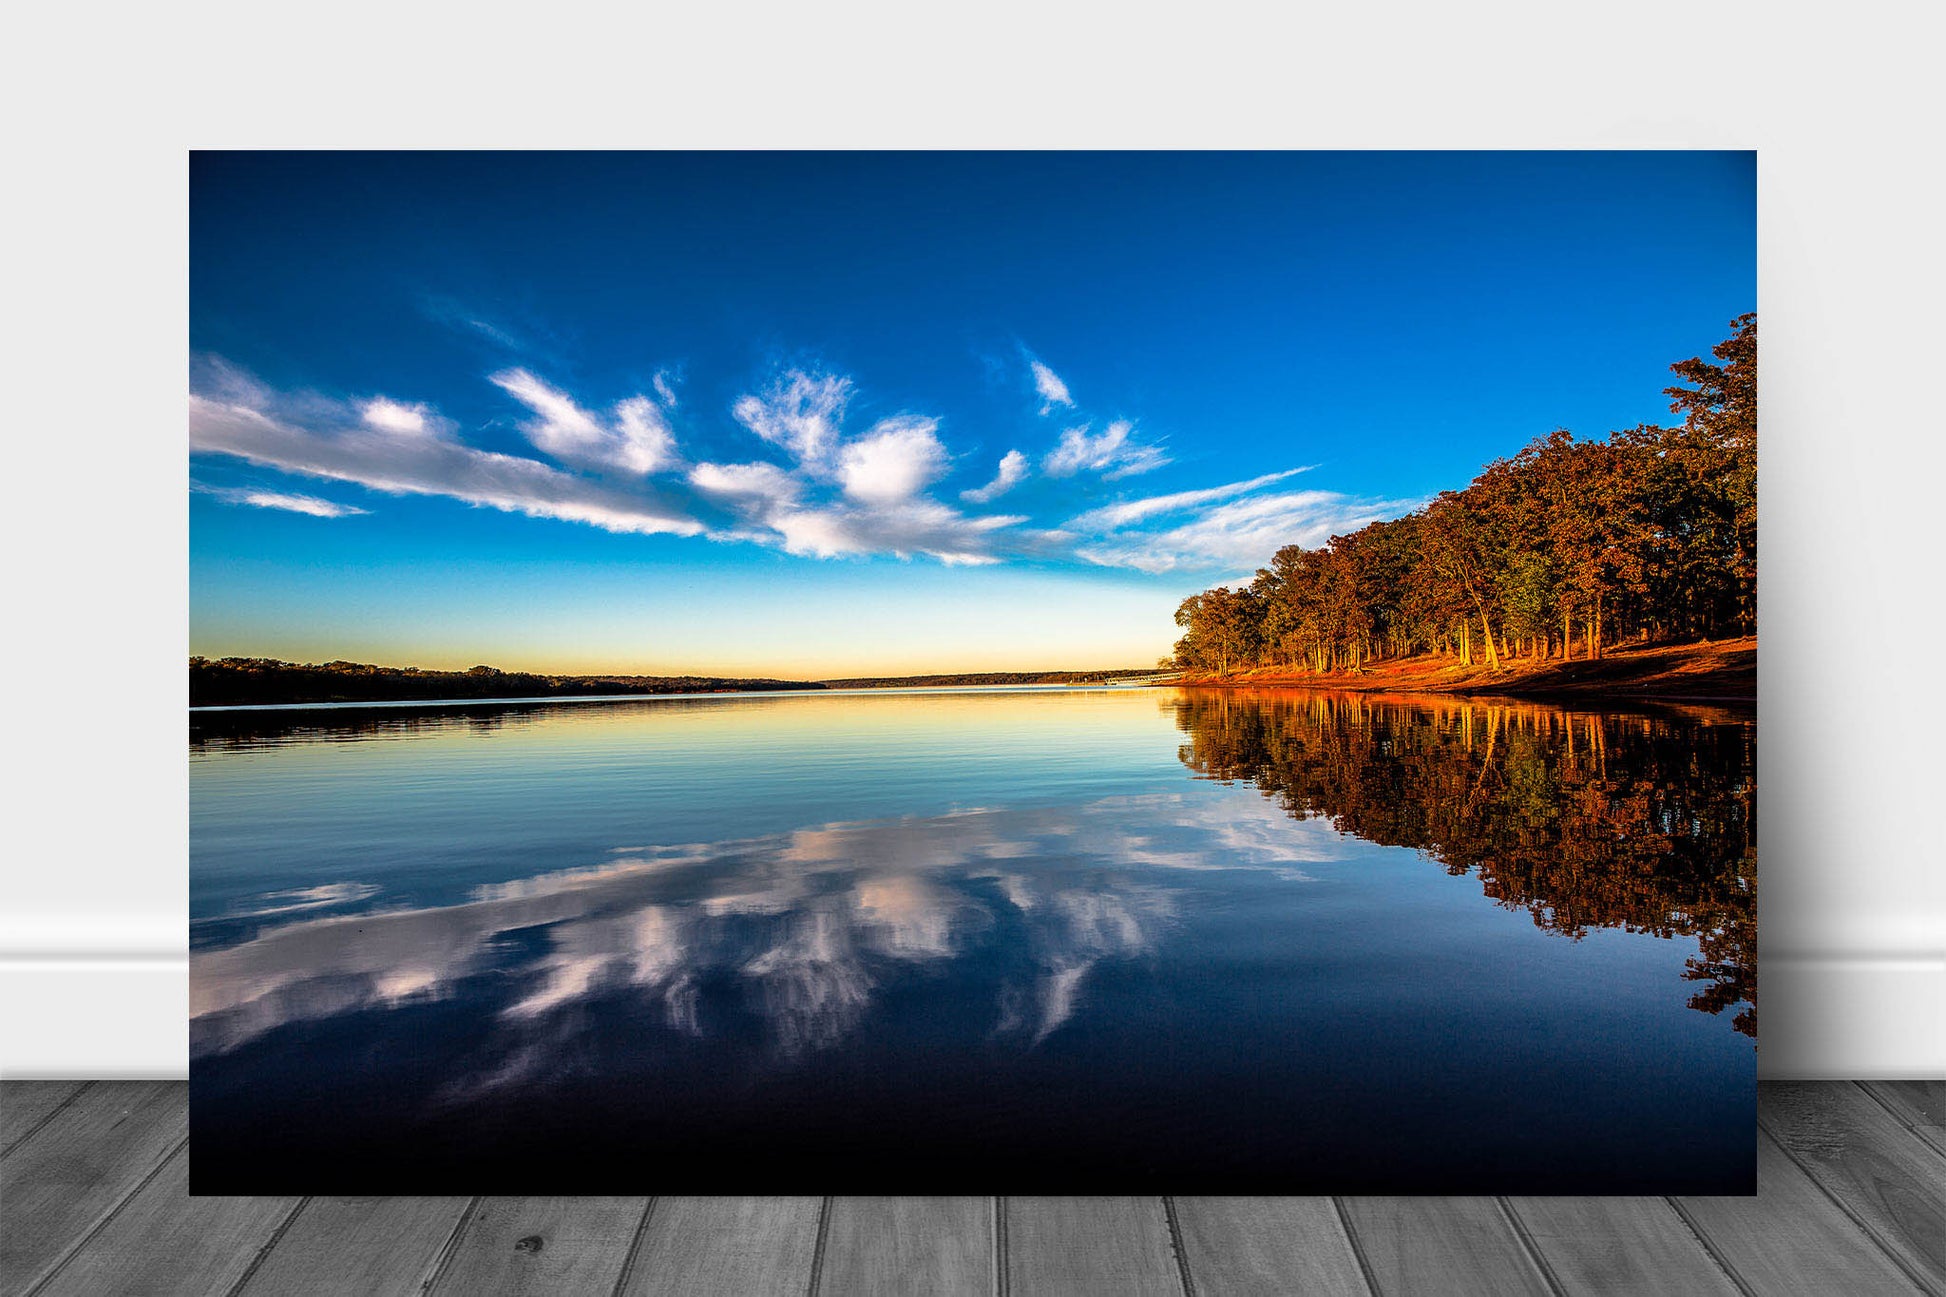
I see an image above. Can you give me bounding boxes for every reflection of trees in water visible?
[191,705,525,750]
[189,695,789,751]
[1168,691,1756,1039]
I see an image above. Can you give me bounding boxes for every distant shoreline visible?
[819,668,1164,690]
[189,658,824,708]
[189,648,1749,710]
[1173,636,1755,705]
[188,657,1166,709]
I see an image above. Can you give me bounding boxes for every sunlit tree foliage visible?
[1170,316,1757,674]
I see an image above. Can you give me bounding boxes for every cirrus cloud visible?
[768,499,1027,565]
[194,484,370,518]
[490,368,679,475]
[191,363,703,538]
[732,370,851,472]
[1044,420,1170,479]
[190,350,1408,577]
[961,449,1029,504]
[1067,468,1311,531]
[1029,359,1074,413]
[1075,489,1419,573]
[688,460,804,506]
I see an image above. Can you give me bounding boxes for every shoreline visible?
[188,681,1151,713]
[188,658,1161,709]
[1172,636,1755,706]
[188,644,1752,710]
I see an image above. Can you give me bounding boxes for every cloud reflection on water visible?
[190,793,1337,1064]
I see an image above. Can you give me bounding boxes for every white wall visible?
[1,4,1940,1078]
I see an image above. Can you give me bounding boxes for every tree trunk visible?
[1478,609,1501,671]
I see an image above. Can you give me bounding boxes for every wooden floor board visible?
[0,1080,89,1155]
[0,1080,186,1297]
[1759,1080,1946,1292]
[1335,1197,1555,1297]
[1506,1195,1739,1295]
[233,1195,475,1296]
[1171,1197,1372,1296]
[1861,1079,1946,1157]
[31,1144,300,1297]
[618,1197,824,1297]
[1005,1197,1183,1296]
[1676,1128,1926,1297]
[815,1197,993,1296]
[429,1196,650,1296]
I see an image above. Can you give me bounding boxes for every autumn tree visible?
[1168,315,1755,677]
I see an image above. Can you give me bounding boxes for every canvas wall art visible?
[189,151,1756,1193]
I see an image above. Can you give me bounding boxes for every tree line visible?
[1171,315,1755,676]
[190,657,823,707]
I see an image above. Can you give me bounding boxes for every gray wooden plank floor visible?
[1,1082,1940,1296]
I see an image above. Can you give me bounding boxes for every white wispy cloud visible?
[190,363,703,538]
[358,398,432,436]
[1029,359,1074,413]
[716,371,1041,562]
[1075,489,1418,573]
[768,500,1026,565]
[961,449,1029,504]
[732,370,851,472]
[613,397,680,473]
[490,368,679,475]
[194,484,370,518]
[837,416,949,504]
[1067,468,1311,531]
[418,297,535,354]
[688,460,804,506]
[190,354,1402,577]
[1043,420,1170,479]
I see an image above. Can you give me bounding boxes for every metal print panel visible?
[189,151,1756,1193]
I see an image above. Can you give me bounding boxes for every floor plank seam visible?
[0,1081,93,1162]
[607,1196,659,1297]
[1495,1196,1568,1297]
[1856,1081,1946,1165]
[420,1194,484,1294]
[1327,1198,1381,1297]
[805,1195,834,1297]
[222,1195,312,1297]
[1853,1080,1925,1135]
[1160,1197,1198,1297]
[1665,1195,1759,1297]
[1757,1117,1941,1297]
[23,1131,188,1297]
[993,1197,1009,1297]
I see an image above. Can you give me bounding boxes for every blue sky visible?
[190,151,1754,676]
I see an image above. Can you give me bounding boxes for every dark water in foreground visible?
[189,687,1755,1193]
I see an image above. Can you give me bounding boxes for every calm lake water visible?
[189,686,1756,1193]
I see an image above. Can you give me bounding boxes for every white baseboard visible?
[3,949,1939,1080]
[0,959,188,1078]
[1759,952,1946,1079]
